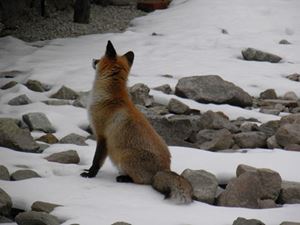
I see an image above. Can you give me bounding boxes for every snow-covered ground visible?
[1,0,300,224]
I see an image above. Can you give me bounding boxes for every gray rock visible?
[279,39,291,45]
[196,129,234,151]
[217,172,263,208]
[111,222,132,225]
[11,169,41,181]
[1,81,18,90]
[8,94,32,105]
[234,132,267,148]
[236,165,282,200]
[258,120,280,137]
[240,122,259,132]
[0,188,12,217]
[50,85,79,100]
[37,143,49,152]
[36,134,59,144]
[181,169,218,204]
[286,73,300,82]
[291,107,300,114]
[129,83,154,107]
[280,222,300,225]
[0,119,40,152]
[0,165,10,180]
[279,181,300,204]
[167,98,190,115]
[232,217,265,225]
[31,201,60,213]
[147,114,194,147]
[260,99,298,108]
[15,211,60,225]
[153,84,172,94]
[257,199,277,209]
[259,108,280,116]
[22,112,56,133]
[275,123,300,147]
[284,144,300,152]
[25,80,46,92]
[59,133,87,146]
[267,135,281,149]
[0,216,13,223]
[259,89,277,99]
[43,100,73,106]
[175,75,252,107]
[45,150,80,164]
[283,91,298,101]
[197,110,238,133]
[241,48,282,63]
[280,113,300,126]
[148,105,169,115]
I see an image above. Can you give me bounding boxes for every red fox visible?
[81,41,193,204]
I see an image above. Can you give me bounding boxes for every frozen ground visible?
[0,0,300,224]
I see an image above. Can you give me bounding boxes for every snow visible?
[1,0,300,224]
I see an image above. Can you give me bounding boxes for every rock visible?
[240,122,259,132]
[257,199,277,208]
[267,135,281,149]
[279,181,300,204]
[233,132,267,148]
[147,114,194,147]
[50,85,79,100]
[279,39,291,44]
[275,123,300,147]
[59,133,87,146]
[280,222,300,225]
[258,120,280,137]
[11,169,41,181]
[1,81,18,90]
[43,100,73,106]
[217,172,263,208]
[0,165,10,180]
[8,94,32,105]
[196,129,234,151]
[36,134,59,144]
[284,144,300,152]
[22,112,56,133]
[286,73,300,82]
[280,113,300,126]
[148,105,169,115]
[259,108,280,116]
[25,80,46,92]
[291,107,300,114]
[167,98,190,115]
[0,216,13,223]
[37,143,49,152]
[236,165,282,200]
[111,222,132,225]
[259,89,277,99]
[129,83,154,107]
[153,84,172,94]
[15,211,60,225]
[260,99,298,108]
[45,150,80,164]
[31,201,60,213]
[0,119,40,152]
[181,169,218,204]
[197,110,238,133]
[283,91,298,101]
[0,188,12,217]
[241,48,282,63]
[175,75,252,107]
[73,91,90,108]
[232,217,265,225]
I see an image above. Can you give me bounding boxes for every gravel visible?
[0,2,146,42]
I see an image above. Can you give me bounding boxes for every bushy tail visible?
[152,171,193,204]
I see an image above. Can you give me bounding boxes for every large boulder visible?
[22,112,56,133]
[278,181,300,204]
[15,211,60,225]
[0,119,40,152]
[0,188,12,217]
[175,75,252,107]
[234,132,267,148]
[275,124,300,147]
[181,169,218,204]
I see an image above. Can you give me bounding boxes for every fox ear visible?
[124,51,134,66]
[105,40,117,59]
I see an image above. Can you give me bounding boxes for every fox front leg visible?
[81,138,107,178]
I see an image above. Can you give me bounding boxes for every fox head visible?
[92,41,134,80]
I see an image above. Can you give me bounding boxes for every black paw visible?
[116,175,133,183]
